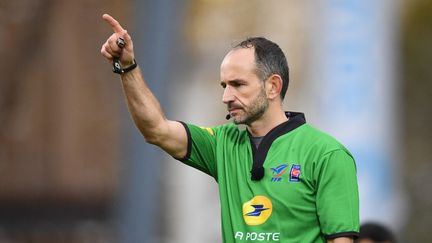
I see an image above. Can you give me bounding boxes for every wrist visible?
[112,59,138,74]
[121,59,135,67]
[122,59,137,69]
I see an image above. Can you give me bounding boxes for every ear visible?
[265,74,283,100]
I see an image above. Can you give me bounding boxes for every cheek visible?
[243,87,265,102]
[236,91,253,105]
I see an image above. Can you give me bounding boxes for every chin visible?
[232,116,246,125]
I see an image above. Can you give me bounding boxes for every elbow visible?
[133,117,169,146]
[139,125,166,146]
[143,133,161,145]
[131,118,159,145]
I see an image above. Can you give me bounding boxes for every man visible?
[100,13,359,243]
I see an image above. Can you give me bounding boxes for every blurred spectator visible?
[356,222,396,243]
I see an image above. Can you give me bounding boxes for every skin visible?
[100,14,353,243]
[328,238,354,243]
[356,240,374,243]
[101,14,187,159]
[220,48,287,137]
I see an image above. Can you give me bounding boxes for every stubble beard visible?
[233,88,269,126]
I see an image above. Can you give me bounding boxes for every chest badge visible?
[289,164,301,182]
[270,164,289,182]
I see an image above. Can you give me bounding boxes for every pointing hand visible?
[100,14,135,68]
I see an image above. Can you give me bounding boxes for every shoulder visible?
[290,124,353,158]
[297,124,345,146]
[184,122,245,138]
[208,123,244,136]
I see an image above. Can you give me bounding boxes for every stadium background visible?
[0,0,430,242]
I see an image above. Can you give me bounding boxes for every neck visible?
[247,105,288,137]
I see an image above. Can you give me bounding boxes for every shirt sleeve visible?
[314,149,360,239]
[175,122,218,179]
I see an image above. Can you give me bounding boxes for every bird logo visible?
[270,164,288,182]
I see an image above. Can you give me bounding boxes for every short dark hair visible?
[357,222,396,243]
[233,37,289,100]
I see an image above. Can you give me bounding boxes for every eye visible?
[231,82,242,87]
[220,83,227,89]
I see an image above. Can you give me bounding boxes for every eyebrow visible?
[220,79,247,86]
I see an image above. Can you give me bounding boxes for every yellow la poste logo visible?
[242,196,272,226]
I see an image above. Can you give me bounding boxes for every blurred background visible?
[0,0,430,242]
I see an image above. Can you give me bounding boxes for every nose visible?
[222,86,235,104]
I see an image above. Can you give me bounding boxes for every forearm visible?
[120,66,167,143]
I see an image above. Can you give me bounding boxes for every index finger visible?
[102,13,125,33]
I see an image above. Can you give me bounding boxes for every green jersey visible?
[177,112,359,242]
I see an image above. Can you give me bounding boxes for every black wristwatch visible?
[112,59,138,74]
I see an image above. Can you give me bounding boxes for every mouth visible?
[228,108,241,112]
[227,102,243,116]
[228,106,243,114]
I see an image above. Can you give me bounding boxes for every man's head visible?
[233,37,289,100]
[220,37,289,125]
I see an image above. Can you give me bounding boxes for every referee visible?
[101,14,359,243]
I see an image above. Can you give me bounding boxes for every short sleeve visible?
[315,149,360,239]
[175,122,218,178]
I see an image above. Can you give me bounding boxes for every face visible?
[220,48,269,125]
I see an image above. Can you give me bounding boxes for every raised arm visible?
[100,14,188,159]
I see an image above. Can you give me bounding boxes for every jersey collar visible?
[248,111,306,181]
